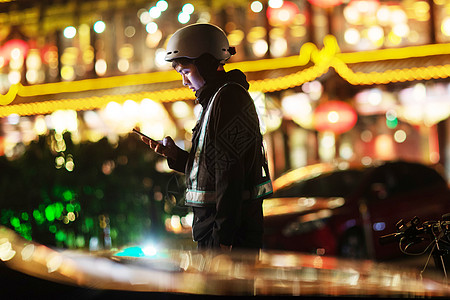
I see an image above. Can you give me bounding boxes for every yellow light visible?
[413,1,430,22]
[26,49,42,69]
[270,38,287,57]
[442,17,450,36]
[391,8,407,24]
[253,39,268,57]
[67,212,76,221]
[118,44,134,59]
[3,35,450,118]
[172,100,192,119]
[34,115,47,135]
[375,134,395,160]
[118,59,129,72]
[95,59,107,76]
[394,130,407,143]
[228,29,245,46]
[344,6,361,25]
[339,142,353,160]
[8,71,21,84]
[11,48,22,60]
[123,99,139,116]
[170,215,182,233]
[376,6,390,26]
[388,31,403,45]
[26,69,38,84]
[344,28,360,45]
[290,25,306,38]
[60,65,75,81]
[320,132,335,148]
[367,25,384,42]
[146,29,163,48]
[327,111,339,123]
[65,160,75,172]
[393,23,410,38]
[247,26,266,43]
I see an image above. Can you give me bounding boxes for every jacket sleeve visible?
[167,147,189,174]
[209,85,260,246]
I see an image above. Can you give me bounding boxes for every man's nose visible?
[182,74,189,86]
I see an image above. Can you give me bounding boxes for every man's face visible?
[175,63,205,92]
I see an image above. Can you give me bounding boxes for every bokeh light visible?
[63,26,77,39]
[251,1,263,13]
[93,21,106,33]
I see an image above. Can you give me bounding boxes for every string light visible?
[3,36,450,117]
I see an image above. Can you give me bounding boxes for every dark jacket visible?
[168,69,272,249]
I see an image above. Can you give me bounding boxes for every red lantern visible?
[313,100,358,134]
[307,0,343,9]
[267,1,299,26]
[2,39,29,61]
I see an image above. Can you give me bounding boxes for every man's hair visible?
[171,54,223,84]
[171,57,195,69]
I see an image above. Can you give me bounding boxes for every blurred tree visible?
[0,131,187,249]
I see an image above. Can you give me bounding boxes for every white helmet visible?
[165,23,235,63]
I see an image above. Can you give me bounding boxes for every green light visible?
[75,236,86,248]
[16,223,32,240]
[74,202,81,212]
[33,210,40,219]
[386,117,398,129]
[45,205,56,222]
[85,217,94,230]
[62,190,74,201]
[10,216,20,228]
[55,230,66,242]
[66,203,75,212]
[33,209,45,225]
[54,202,64,219]
[110,228,118,239]
[21,212,29,221]
[45,202,64,222]
[49,225,57,233]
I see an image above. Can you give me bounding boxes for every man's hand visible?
[144,136,178,161]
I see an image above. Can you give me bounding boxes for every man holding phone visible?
[143,23,272,251]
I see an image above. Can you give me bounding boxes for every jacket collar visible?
[195,69,250,108]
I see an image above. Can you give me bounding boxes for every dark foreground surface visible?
[1,226,449,299]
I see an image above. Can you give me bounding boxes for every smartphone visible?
[132,128,157,143]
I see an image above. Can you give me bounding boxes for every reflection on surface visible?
[1,225,449,297]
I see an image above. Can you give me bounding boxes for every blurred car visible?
[263,160,450,260]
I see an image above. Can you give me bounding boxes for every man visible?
[145,23,272,251]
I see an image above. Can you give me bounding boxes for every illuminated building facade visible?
[1,0,450,177]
